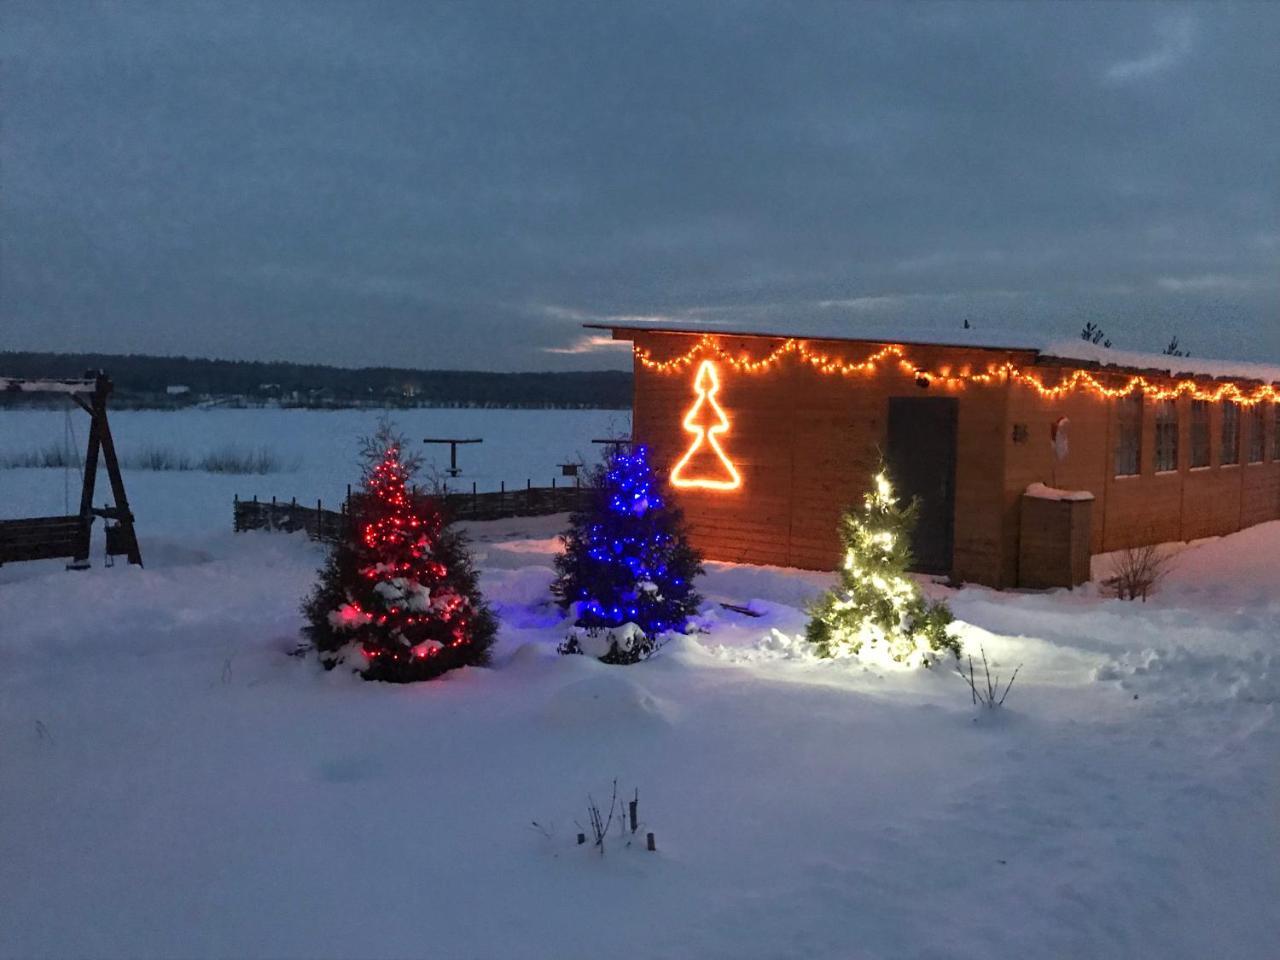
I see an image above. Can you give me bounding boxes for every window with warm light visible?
[1221,401,1240,465]
[1190,400,1210,468]
[1155,399,1179,472]
[1114,391,1142,477]
[1248,404,1265,463]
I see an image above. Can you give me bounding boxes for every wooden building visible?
[595,325,1280,589]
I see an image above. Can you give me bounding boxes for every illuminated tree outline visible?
[671,360,742,491]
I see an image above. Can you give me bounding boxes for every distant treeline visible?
[0,351,632,409]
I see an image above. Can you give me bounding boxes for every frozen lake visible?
[0,406,630,526]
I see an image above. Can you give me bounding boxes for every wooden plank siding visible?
[628,329,1280,589]
[631,331,1027,585]
[1003,366,1280,568]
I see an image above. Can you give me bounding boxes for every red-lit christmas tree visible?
[302,423,496,682]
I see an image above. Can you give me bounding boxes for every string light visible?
[670,360,742,491]
[563,445,694,636]
[337,443,473,662]
[634,336,1280,407]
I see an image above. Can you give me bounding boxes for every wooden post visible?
[70,393,103,567]
[91,375,142,567]
[646,832,656,852]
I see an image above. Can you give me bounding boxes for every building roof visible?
[589,323,1280,386]
[584,322,1040,355]
[1038,340,1280,386]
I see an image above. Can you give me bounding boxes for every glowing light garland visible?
[635,336,1280,407]
[671,360,742,490]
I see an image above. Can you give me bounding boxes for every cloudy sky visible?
[2,1,1277,370]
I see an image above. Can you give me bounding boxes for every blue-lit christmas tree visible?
[552,445,704,663]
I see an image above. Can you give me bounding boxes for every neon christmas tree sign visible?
[671,360,742,491]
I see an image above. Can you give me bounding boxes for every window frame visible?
[1220,400,1240,466]
[1248,403,1266,464]
[1154,398,1179,473]
[1189,399,1211,469]
[1114,390,1143,478]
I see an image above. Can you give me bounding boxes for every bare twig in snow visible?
[956,646,1022,709]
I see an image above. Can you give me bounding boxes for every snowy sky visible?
[2,1,1277,370]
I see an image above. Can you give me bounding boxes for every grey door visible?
[886,396,958,575]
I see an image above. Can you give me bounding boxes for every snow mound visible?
[1096,647,1280,704]
[504,641,559,672]
[483,565,558,607]
[538,673,676,727]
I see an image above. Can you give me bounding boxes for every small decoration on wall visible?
[671,360,742,491]
[1051,417,1070,461]
[1012,424,1029,444]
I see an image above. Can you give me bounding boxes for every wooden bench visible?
[0,516,90,565]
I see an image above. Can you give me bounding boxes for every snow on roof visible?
[1040,341,1280,385]
[594,323,1280,384]
[589,322,1043,352]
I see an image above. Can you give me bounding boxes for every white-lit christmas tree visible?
[805,463,960,667]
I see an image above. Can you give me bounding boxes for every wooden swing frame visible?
[0,372,142,568]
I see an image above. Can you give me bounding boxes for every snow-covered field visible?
[2,410,1278,959]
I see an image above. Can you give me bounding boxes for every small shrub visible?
[542,781,655,856]
[956,646,1021,709]
[1105,542,1170,601]
[125,445,192,471]
[558,622,664,665]
[0,444,81,469]
[199,444,289,474]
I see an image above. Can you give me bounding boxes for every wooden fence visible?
[234,481,591,545]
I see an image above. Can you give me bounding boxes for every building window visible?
[1190,400,1211,468]
[1221,401,1240,465]
[1115,391,1142,477]
[1248,404,1266,463]
[1154,399,1179,472]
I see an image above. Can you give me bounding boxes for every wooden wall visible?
[630,331,1280,588]
[629,332,1023,585]
[1003,367,1280,571]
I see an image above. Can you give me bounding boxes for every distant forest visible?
[0,352,632,410]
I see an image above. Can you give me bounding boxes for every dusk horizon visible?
[3,1,1277,370]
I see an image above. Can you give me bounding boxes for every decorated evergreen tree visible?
[552,445,703,663]
[302,424,496,682]
[806,463,961,667]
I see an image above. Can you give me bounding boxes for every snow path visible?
[1,469,1278,957]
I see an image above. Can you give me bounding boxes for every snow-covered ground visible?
[1,411,1278,959]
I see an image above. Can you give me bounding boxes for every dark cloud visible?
[2,1,1277,369]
